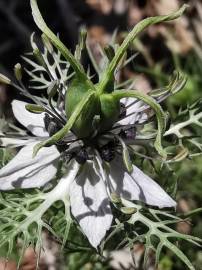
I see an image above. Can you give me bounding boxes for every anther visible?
[119,103,127,118]
[76,148,89,164]
[44,113,51,131]
[44,113,63,136]
[100,142,115,162]
[119,127,136,140]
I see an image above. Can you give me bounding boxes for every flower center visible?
[43,98,137,165]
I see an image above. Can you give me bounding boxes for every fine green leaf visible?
[164,241,195,270]
[155,242,164,268]
[124,200,200,270]
[30,0,95,91]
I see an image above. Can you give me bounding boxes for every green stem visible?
[179,208,202,218]
[110,90,166,157]
[98,4,188,94]
[33,91,95,157]
[30,0,95,91]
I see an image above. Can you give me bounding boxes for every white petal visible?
[109,156,176,208]
[70,160,113,248]
[48,159,81,201]
[12,100,48,137]
[0,137,38,148]
[118,97,147,126]
[0,142,60,190]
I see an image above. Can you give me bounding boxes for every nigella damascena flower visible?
[0,98,175,248]
[0,0,188,249]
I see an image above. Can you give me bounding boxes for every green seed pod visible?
[65,78,100,138]
[65,81,121,138]
[99,94,120,131]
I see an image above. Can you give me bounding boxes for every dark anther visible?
[76,148,89,164]
[44,113,63,136]
[49,121,61,136]
[56,143,69,153]
[44,113,51,131]
[119,127,136,140]
[62,151,74,163]
[100,142,115,162]
[119,102,127,118]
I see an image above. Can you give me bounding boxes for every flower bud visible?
[25,104,45,114]
[100,94,120,131]
[14,63,22,81]
[0,73,11,85]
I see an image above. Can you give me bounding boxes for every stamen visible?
[119,103,127,118]
[119,109,146,123]
[125,99,139,110]
[12,80,66,127]
[61,150,73,163]
[76,148,89,164]
[12,82,43,106]
[44,113,63,137]
[99,141,116,162]
[110,123,136,132]
[119,127,136,140]
[48,92,66,125]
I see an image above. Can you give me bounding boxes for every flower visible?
[0,98,176,248]
[0,0,187,249]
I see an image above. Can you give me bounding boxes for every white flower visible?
[0,99,176,248]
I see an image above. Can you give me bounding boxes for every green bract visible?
[30,0,188,158]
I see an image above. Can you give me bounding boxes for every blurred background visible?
[0,0,202,269]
